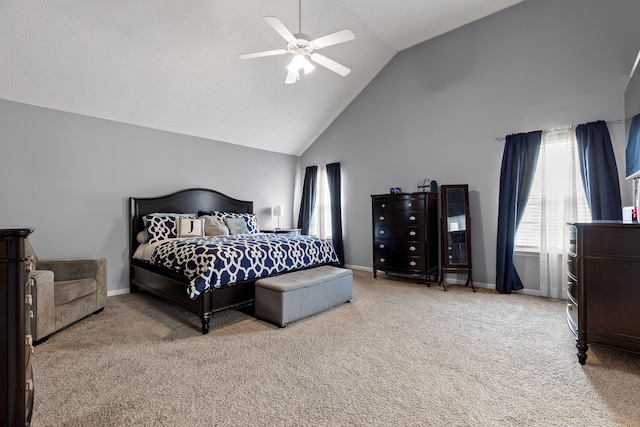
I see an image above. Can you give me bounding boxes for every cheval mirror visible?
[440,184,475,292]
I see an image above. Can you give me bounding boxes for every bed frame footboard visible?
[131,264,255,334]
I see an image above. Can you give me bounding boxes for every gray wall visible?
[0,99,299,294]
[301,0,640,291]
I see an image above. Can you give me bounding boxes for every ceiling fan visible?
[239,1,355,84]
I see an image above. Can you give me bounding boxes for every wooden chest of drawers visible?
[371,193,438,284]
[567,221,640,364]
[1,227,34,426]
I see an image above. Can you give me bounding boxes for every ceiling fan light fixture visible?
[303,58,315,75]
[287,54,315,75]
[239,0,354,84]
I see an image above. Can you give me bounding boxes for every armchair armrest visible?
[37,258,108,308]
[30,270,56,341]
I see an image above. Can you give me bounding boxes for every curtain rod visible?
[494,119,624,141]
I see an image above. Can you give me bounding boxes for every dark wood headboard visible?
[129,188,253,259]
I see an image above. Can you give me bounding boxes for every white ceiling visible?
[0,0,524,156]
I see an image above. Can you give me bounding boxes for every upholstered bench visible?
[255,265,353,327]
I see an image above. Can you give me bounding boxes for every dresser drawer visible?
[374,255,426,274]
[25,348,33,422]
[581,226,640,258]
[374,209,425,226]
[567,274,578,304]
[567,253,577,281]
[566,299,578,338]
[372,194,425,212]
[374,225,424,240]
[374,240,424,256]
[567,225,577,256]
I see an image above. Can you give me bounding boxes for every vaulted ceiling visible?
[1,0,524,155]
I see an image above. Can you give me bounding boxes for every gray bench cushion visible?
[255,266,353,327]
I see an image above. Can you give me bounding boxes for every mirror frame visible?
[440,184,475,291]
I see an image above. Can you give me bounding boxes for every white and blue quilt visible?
[149,234,339,300]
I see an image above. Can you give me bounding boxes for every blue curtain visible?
[297,166,318,235]
[496,131,542,294]
[575,121,622,220]
[326,162,345,266]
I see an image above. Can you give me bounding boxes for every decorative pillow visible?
[136,231,147,244]
[177,217,205,238]
[211,211,260,234]
[199,215,229,237]
[143,213,196,244]
[225,217,250,235]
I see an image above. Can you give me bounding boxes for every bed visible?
[129,188,338,334]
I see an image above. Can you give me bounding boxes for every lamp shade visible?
[272,205,283,217]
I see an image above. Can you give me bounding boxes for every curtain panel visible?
[575,121,622,220]
[326,162,345,266]
[297,166,318,235]
[537,129,584,299]
[496,131,542,294]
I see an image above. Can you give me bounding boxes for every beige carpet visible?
[31,270,640,426]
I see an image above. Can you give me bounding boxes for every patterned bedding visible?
[140,233,338,299]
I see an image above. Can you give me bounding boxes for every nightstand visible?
[262,228,301,235]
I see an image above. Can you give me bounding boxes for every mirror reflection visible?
[446,188,467,265]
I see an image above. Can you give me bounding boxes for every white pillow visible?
[199,215,230,236]
[177,217,205,238]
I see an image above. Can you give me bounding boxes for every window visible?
[515,129,591,251]
[309,165,332,239]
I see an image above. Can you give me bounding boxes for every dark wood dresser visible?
[371,192,439,284]
[1,227,34,426]
[567,221,640,364]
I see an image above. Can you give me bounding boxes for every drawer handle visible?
[409,261,416,266]
[408,202,412,207]
[449,255,453,259]
[409,215,416,221]
[379,230,385,235]
[26,379,34,392]
[379,258,386,263]
[409,231,416,236]
[25,335,33,346]
[381,203,386,208]
[29,310,34,319]
[25,294,33,306]
[29,278,35,287]
[409,246,416,251]
[567,304,573,310]
[379,244,385,249]
[379,216,385,221]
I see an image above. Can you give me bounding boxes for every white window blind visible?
[309,165,332,239]
[515,129,591,251]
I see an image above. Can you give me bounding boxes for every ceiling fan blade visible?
[310,53,351,77]
[311,29,355,49]
[239,49,288,59]
[264,16,297,43]
[285,69,299,84]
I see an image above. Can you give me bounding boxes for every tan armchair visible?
[26,240,107,343]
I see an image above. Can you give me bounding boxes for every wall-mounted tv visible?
[626,51,640,180]
[627,114,640,179]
